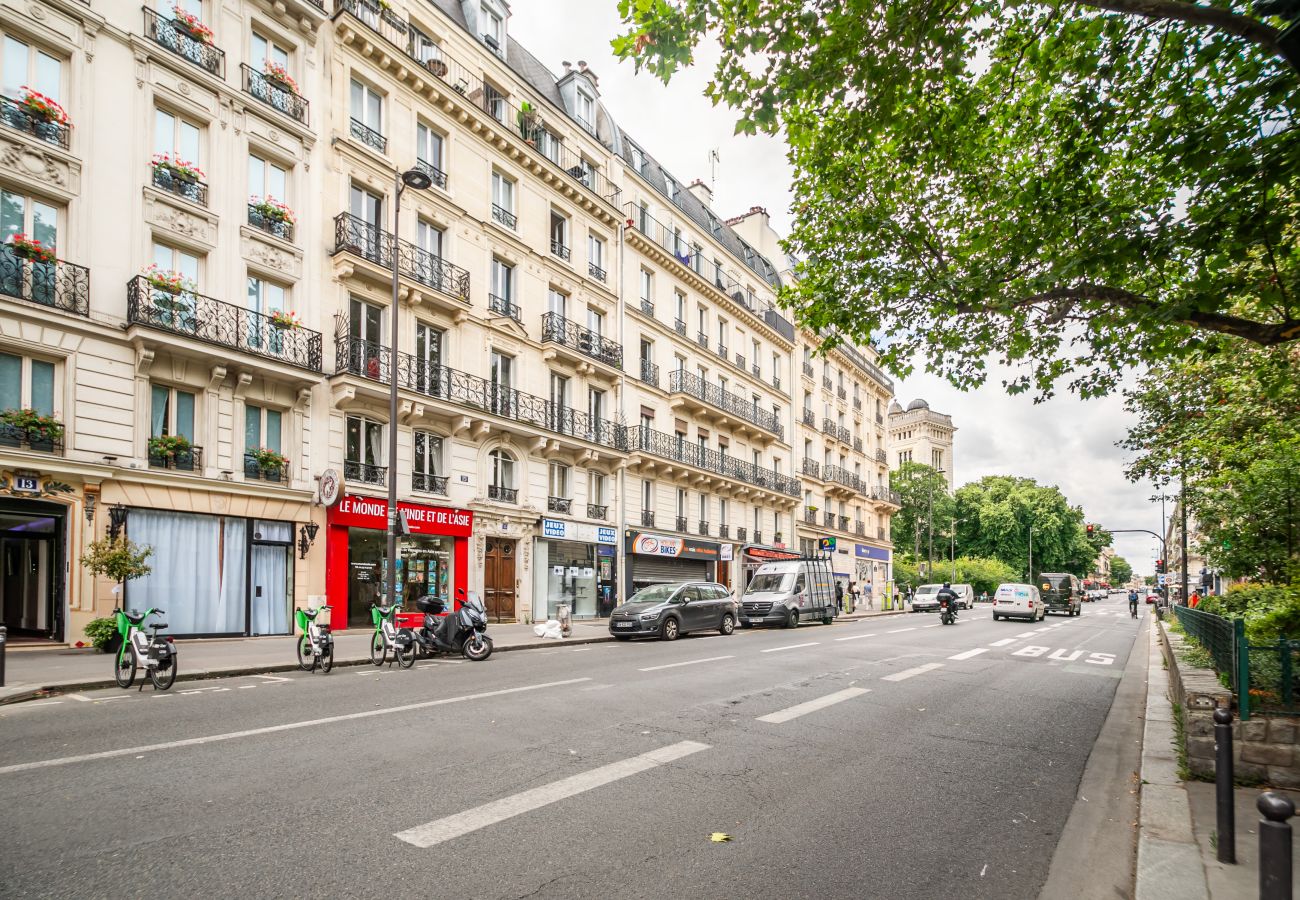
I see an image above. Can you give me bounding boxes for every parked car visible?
[991,582,1045,622]
[911,584,942,612]
[1146,593,1161,605]
[739,558,837,628]
[608,582,737,641]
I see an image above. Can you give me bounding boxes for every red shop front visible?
[325,494,473,630]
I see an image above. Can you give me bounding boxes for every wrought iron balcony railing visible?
[248,204,294,242]
[876,448,888,464]
[822,418,836,436]
[413,472,449,494]
[735,353,746,370]
[488,484,517,503]
[241,65,309,125]
[837,386,847,401]
[825,465,865,495]
[801,409,816,428]
[802,361,814,378]
[876,412,885,424]
[244,452,287,482]
[587,503,607,520]
[414,159,447,189]
[345,460,385,485]
[143,7,225,78]
[333,212,470,302]
[698,520,710,536]
[349,116,386,152]
[801,458,820,478]
[736,527,747,543]
[853,437,863,453]
[492,203,517,230]
[641,509,655,527]
[856,521,866,536]
[878,526,887,540]
[669,369,783,438]
[0,96,70,149]
[626,426,800,496]
[640,358,659,388]
[753,530,763,544]
[334,334,627,449]
[853,398,862,411]
[804,510,817,525]
[541,312,622,367]
[128,276,323,371]
[872,486,902,506]
[588,262,606,282]
[150,444,203,472]
[696,332,709,349]
[547,496,571,514]
[839,515,850,531]
[640,298,654,317]
[675,516,688,532]
[550,239,570,261]
[674,319,687,336]
[489,294,521,322]
[837,425,852,445]
[823,510,835,527]
[719,524,730,538]
[151,165,208,206]
[773,375,782,392]
[0,423,63,455]
[0,245,89,317]
[716,343,728,361]
[823,376,833,390]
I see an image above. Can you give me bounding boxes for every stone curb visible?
[1134,617,1210,900]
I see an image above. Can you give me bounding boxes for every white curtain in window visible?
[128,510,246,635]
[250,544,290,635]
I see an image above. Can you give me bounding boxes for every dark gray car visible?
[608,582,737,641]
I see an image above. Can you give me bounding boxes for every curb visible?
[1134,616,1211,900]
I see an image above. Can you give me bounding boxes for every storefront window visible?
[534,540,597,619]
[346,528,455,627]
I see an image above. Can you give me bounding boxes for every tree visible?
[613,1,1300,398]
[889,462,955,569]
[80,536,153,600]
[1109,555,1134,585]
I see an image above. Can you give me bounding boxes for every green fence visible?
[1172,605,1300,720]
[1244,640,1300,718]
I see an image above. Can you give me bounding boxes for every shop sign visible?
[720,544,734,562]
[541,518,617,544]
[318,468,342,506]
[627,531,720,560]
[330,494,473,537]
[855,544,891,562]
[742,546,801,563]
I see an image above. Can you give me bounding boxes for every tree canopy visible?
[1109,555,1134,585]
[889,461,956,555]
[613,0,1300,397]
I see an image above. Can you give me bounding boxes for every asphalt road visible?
[0,596,1148,899]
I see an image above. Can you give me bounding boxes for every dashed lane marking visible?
[638,655,734,672]
[761,642,820,654]
[756,687,872,724]
[886,628,916,634]
[834,633,878,642]
[948,648,989,661]
[1015,631,1038,638]
[393,740,710,848]
[881,662,945,682]
[990,638,1017,647]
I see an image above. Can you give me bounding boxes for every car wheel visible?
[992,613,999,621]
[661,617,680,641]
[719,613,735,635]
[785,608,799,629]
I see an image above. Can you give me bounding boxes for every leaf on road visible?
[710,833,732,843]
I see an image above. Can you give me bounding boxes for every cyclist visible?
[1128,589,1139,618]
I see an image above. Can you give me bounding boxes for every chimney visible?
[575,60,599,87]
[686,178,713,207]
[562,61,572,73]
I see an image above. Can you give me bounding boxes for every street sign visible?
[818,537,836,551]
[1157,574,1167,586]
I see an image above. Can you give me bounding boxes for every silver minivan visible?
[739,559,837,628]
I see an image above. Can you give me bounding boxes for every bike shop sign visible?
[541,519,617,544]
[627,532,720,560]
[331,494,474,537]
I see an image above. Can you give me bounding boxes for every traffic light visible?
[1155,559,1165,574]
[1086,523,1094,536]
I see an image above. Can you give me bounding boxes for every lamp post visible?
[1150,491,1176,598]
[1027,524,1034,582]
[926,467,945,580]
[384,166,434,613]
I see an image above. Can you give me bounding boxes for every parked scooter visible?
[402,590,493,663]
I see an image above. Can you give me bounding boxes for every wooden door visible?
[484,537,517,623]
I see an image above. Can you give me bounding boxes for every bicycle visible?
[113,607,177,691]
[295,605,334,673]
[370,603,415,668]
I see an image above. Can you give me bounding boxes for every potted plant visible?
[17,86,68,126]
[248,446,289,474]
[6,233,57,265]
[517,101,540,142]
[0,408,64,445]
[148,434,191,459]
[141,264,195,296]
[376,0,393,10]
[262,59,298,95]
[80,536,154,637]
[268,309,301,330]
[806,504,818,515]
[249,195,296,229]
[83,616,119,653]
[171,5,214,45]
[151,152,205,185]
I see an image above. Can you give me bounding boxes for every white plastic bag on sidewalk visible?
[533,623,547,637]
[542,619,564,640]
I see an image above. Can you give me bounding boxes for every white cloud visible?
[508,3,1164,576]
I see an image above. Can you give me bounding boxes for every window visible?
[717,318,727,349]
[932,449,943,470]
[349,78,383,137]
[550,372,569,410]
[154,107,201,167]
[588,470,606,506]
[719,497,728,526]
[416,123,444,177]
[415,322,442,392]
[698,493,707,523]
[3,35,61,104]
[248,153,288,203]
[549,462,570,499]
[0,188,58,251]
[639,338,653,364]
[664,174,677,201]
[575,90,594,131]
[0,352,55,416]
[674,290,685,325]
[490,350,513,388]
[481,3,505,53]
[588,387,605,423]
[417,219,443,259]
[349,184,383,231]
[152,241,200,288]
[642,479,653,512]
[588,234,604,270]
[251,31,290,75]
[490,258,514,301]
[490,448,515,488]
[247,276,288,350]
[151,384,196,441]
[491,171,515,226]
[587,307,604,337]
[345,415,383,465]
[549,212,569,256]
[244,404,283,457]
[414,431,442,476]
[630,145,644,173]
[349,296,383,345]
[691,243,702,274]
[676,488,687,519]
[537,128,561,163]
[482,82,506,122]
[639,269,652,303]
[697,306,707,337]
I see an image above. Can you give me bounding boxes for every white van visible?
[740,558,837,628]
[992,582,1044,622]
[913,583,974,612]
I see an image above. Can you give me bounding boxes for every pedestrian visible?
[863,583,873,609]
[1189,591,1200,608]
[893,587,901,610]
[835,580,845,612]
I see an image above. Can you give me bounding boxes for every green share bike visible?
[112,607,177,690]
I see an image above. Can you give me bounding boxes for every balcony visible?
[837,425,852,445]
[736,527,747,543]
[489,294,522,322]
[488,484,518,503]
[856,521,866,536]
[853,398,862,411]
[0,245,89,317]
[837,386,847,401]
[872,486,902,506]
[802,459,822,480]
[698,520,710,536]
[853,437,863,453]
[752,364,762,379]
[719,524,730,539]
[802,361,814,379]
[150,444,203,472]
[639,298,654,317]
[343,459,384,486]
[669,370,783,438]
[696,332,709,350]
[822,511,835,528]
[716,343,728,361]
[801,409,816,429]
[492,204,517,230]
[735,353,746,371]
[588,262,606,282]
[143,7,225,78]
[413,472,449,495]
[243,452,286,482]
[639,359,660,388]
[878,526,887,540]
[825,464,865,495]
[822,377,832,391]
[550,239,570,261]
[541,312,622,368]
[876,412,885,425]
[626,426,800,496]
[753,530,763,544]
[241,65,309,125]
[875,448,888,465]
[0,424,63,455]
[128,276,323,372]
[675,515,688,532]
[414,159,447,190]
[335,335,627,449]
[804,510,817,525]
[151,165,208,206]
[673,319,686,336]
[333,212,470,303]
[349,117,386,152]
[587,503,607,520]
[641,509,656,527]
[822,418,836,436]
[248,204,294,243]
[547,496,571,514]
[0,96,70,150]
[839,515,850,531]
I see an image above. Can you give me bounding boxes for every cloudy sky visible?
[509,2,1167,574]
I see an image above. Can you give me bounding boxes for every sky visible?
[508,2,1166,576]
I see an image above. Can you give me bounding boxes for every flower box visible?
[171,6,214,45]
[248,447,289,473]
[141,264,196,296]
[0,408,64,443]
[262,60,299,95]
[17,86,68,125]
[249,196,295,226]
[269,310,301,330]
[148,434,190,458]
[7,233,57,265]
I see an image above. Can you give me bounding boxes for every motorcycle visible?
[402,590,493,663]
[939,598,956,626]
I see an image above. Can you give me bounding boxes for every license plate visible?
[614,622,634,629]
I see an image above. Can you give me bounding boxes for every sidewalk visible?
[0,605,903,704]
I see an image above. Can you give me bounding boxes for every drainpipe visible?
[616,212,628,609]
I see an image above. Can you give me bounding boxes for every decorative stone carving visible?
[0,138,79,198]
[240,227,304,279]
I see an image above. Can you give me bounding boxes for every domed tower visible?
[887,398,957,490]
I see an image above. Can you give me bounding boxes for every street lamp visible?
[384,166,435,613]
[927,467,945,580]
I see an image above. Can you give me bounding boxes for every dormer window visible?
[575,90,595,133]
[630,145,644,173]
[481,3,505,56]
[664,174,677,201]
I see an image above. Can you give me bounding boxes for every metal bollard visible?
[1214,707,1236,864]
[0,624,5,687]
[1258,792,1295,900]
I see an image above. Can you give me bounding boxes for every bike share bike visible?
[370,601,416,667]
[112,607,177,690]
[295,604,334,673]
[399,590,493,665]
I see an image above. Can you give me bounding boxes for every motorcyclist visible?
[936,582,959,620]
[1128,589,1139,617]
